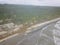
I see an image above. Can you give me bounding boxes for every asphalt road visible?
[0,21,60,45]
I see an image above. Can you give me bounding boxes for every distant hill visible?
[0,4,60,24]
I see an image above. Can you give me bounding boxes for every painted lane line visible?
[25,18,60,34]
[0,34,18,43]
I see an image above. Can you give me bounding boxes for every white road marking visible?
[0,18,60,43]
[53,29,57,45]
[55,21,60,29]
[0,34,18,43]
[25,18,60,34]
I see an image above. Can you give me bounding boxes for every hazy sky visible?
[0,0,60,6]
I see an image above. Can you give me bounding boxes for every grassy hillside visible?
[0,4,60,24]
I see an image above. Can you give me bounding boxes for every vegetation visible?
[0,4,60,39]
[0,4,60,25]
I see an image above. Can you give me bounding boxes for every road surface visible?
[0,20,60,45]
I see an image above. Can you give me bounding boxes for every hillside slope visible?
[0,4,60,24]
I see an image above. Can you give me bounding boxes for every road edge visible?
[25,18,60,34]
[0,18,60,43]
